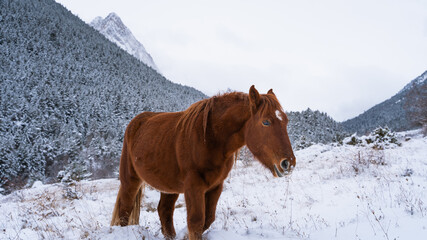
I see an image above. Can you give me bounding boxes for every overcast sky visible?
[56,0,427,121]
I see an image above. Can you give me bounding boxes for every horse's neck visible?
[210,98,251,153]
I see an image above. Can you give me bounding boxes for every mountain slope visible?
[0,0,206,192]
[90,12,159,72]
[342,71,427,134]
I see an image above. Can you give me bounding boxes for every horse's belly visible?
[135,159,184,193]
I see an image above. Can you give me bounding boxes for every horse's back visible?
[125,112,160,141]
[124,111,183,151]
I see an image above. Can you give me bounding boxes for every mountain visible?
[342,71,427,134]
[90,12,159,72]
[0,0,206,192]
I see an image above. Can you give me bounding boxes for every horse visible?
[110,85,296,240]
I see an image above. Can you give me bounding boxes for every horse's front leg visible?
[203,183,223,231]
[184,174,207,240]
[158,192,179,239]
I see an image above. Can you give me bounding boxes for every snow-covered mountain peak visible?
[90,13,159,72]
[105,12,121,22]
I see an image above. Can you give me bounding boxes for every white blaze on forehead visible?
[275,110,283,121]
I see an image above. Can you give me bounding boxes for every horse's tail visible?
[128,182,145,225]
[110,182,146,226]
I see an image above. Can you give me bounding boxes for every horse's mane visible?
[176,92,247,142]
[176,97,213,141]
[176,91,282,143]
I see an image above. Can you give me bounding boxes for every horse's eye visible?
[262,120,271,126]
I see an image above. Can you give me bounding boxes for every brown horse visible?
[110,85,296,240]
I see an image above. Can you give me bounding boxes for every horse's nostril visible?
[281,159,290,170]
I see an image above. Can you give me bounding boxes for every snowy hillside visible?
[90,13,160,72]
[1,130,426,240]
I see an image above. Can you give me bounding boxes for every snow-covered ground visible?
[1,130,426,240]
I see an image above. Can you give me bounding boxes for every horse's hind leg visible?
[117,178,143,226]
[158,192,179,239]
[111,132,145,226]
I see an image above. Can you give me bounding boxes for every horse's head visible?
[244,85,296,177]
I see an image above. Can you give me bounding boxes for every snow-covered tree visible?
[287,108,347,150]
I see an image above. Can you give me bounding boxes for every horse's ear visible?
[249,85,260,114]
[267,89,275,96]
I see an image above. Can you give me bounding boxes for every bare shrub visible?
[396,185,427,217]
[352,149,386,175]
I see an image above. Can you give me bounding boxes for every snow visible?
[1,130,426,239]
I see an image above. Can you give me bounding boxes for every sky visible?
[56,0,427,121]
